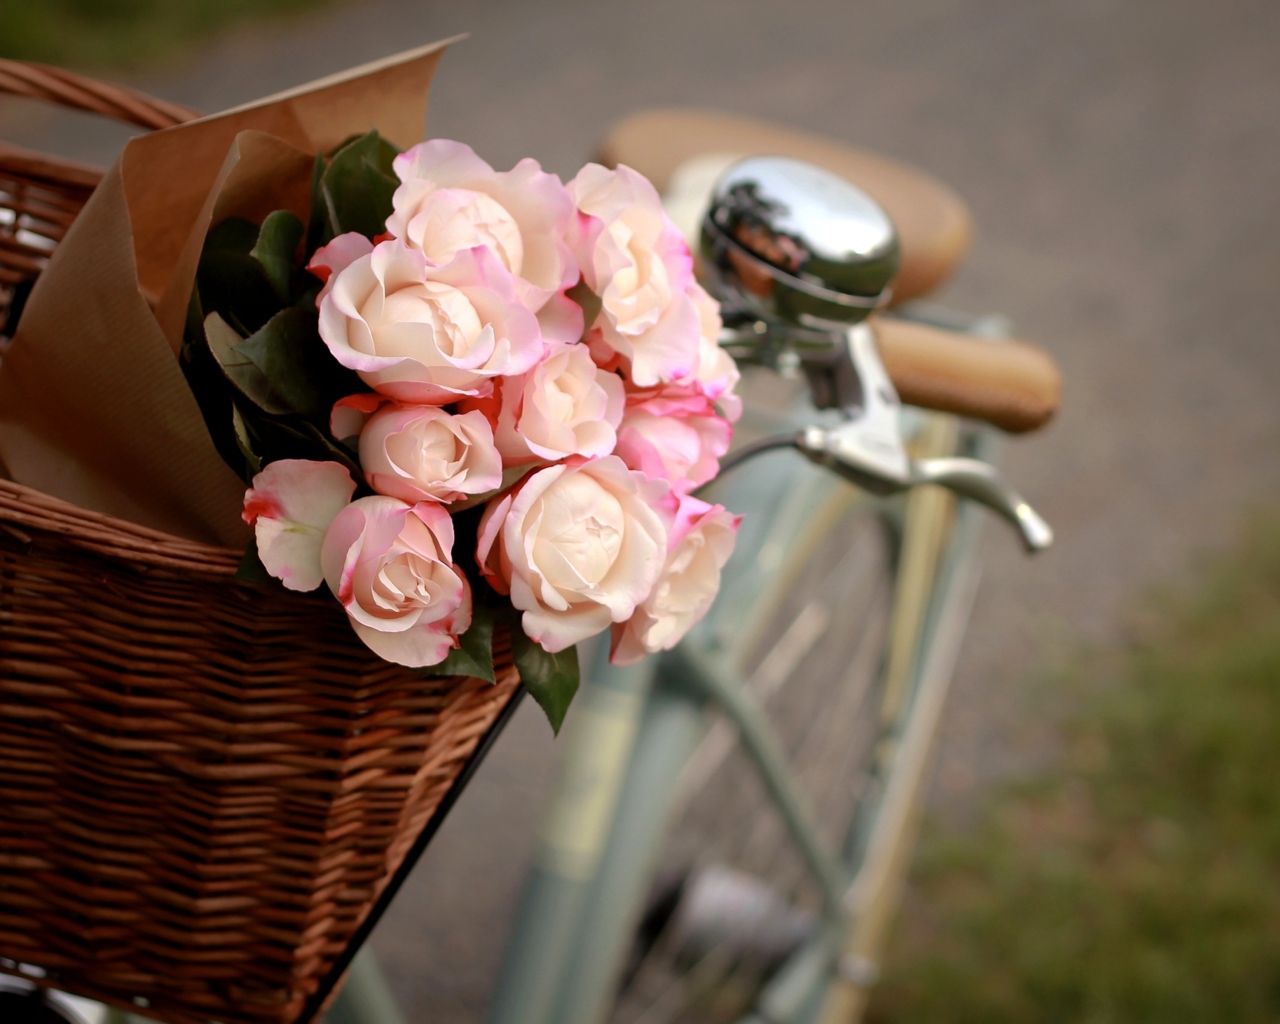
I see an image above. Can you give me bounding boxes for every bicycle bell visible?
[700,156,900,329]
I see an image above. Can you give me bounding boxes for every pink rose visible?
[615,402,732,493]
[485,342,625,464]
[321,496,472,667]
[316,239,542,403]
[359,403,502,504]
[618,283,743,423]
[611,495,741,665]
[388,140,579,317]
[568,163,701,387]
[476,456,667,652]
[329,391,385,445]
[688,280,742,421]
[242,459,356,592]
[307,231,374,302]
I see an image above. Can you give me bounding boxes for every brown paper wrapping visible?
[0,39,454,547]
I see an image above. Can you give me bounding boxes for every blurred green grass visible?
[869,512,1280,1023]
[0,0,338,70]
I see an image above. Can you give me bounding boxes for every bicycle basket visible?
[0,61,522,1024]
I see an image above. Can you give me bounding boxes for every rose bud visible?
[388,139,579,318]
[489,342,625,464]
[614,404,732,494]
[688,280,742,421]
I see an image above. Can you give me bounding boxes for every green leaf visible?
[424,605,496,683]
[204,216,259,254]
[565,278,602,340]
[231,404,262,477]
[235,307,334,420]
[512,626,580,734]
[319,130,401,241]
[251,209,304,304]
[181,290,251,481]
[234,541,275,586]
[204,311,293,416]
[206,307,363,424]
[292,420,367,485]
[197,246,281,335]
[305,150,328,258]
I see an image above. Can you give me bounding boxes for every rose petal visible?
[610,498,740,665]
[307,232,375,302]
[330,392,390,443]
[243,460,356,592]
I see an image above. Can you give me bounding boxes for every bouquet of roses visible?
[181,130,742,728]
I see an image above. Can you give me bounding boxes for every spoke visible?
[674,599,829,814]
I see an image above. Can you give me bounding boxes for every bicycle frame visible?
[85,321,1001,1024]
[469,311,1005,1024]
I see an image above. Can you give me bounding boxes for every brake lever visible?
[794,324,1053,553]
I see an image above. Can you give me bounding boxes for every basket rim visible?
[0,476,240,575]
[0,138,104,190]
[0,58,199,130]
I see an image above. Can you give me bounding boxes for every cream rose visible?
[489,343,625,464]
[359,403,502,504]
[388,140,579,316]
[316,239,542,403]
[611,495,740,665]
[476,456,668,652]
[569,163,702,387]
[321,496,471,667]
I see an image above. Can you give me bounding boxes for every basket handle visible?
[0,59,199,131]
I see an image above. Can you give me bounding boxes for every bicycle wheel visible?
[610,468,900,1024]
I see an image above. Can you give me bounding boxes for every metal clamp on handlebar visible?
[795,326,1053,552]
[700,156,1053,553]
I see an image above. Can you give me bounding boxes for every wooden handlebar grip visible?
[872,317,1062,433]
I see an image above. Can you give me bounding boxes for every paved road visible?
[4,2,1278,1019]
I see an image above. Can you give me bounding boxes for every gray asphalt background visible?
[3,2,1278,1019]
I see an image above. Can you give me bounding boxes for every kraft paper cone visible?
[153,131,316,351]
[0,39,454,547]
[126,38,455,309]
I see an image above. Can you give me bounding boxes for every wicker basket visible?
[0,61,523,1024]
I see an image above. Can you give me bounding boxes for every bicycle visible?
[323,110,1061,1024]
[26,109,1059,1024]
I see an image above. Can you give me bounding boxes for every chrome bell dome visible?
[700,156,900,329]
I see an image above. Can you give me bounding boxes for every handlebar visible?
[718,314,1062,436]
[643,120,1059,551]
[714,318,1056,551]
[873,317,1061,434]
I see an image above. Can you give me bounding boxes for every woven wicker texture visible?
[0,59,191,328]
[0,65,523,1024]
[0,141,99,315]
[0,60,198,131]
[0,477,522,1023]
